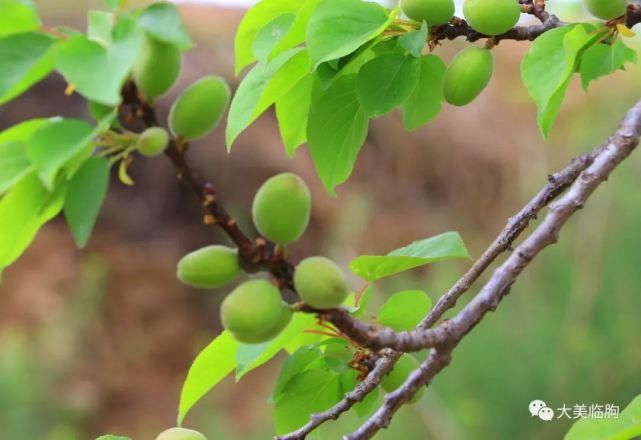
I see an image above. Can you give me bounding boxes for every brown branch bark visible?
[430,4,641,45]
[346,98,641,439]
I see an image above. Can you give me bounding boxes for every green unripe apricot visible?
[252,173,311,245]
[294,257,348,309]
[463,0,521,35]
[133,37,182,99]
[401,0,455,25]
[168,75,230,141]
[381,354,425,402]
[444,46,494,106]
[156,427,207,440]
[177,245,241,289]
[584,0,626,20]
[136,127,170,157]
[221,280,291,343]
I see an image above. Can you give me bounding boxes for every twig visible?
[347,98,641,439]
[120,82,296,289]
[275,110,609,440]
[429,4,641,46]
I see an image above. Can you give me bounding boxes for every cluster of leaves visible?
[176,232,470,432]
[522,22,637,139]
[0,0,192,277]
[228,0,637,195]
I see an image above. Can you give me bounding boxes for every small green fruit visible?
[133,37,181,99]
[401,0,455,26]
[221,280,291,343]
[156,427,207,440]
[463,0,521,35]
[177,245,240,289]
[252,173,311,245]
[584,0,626,20]
[168,75,230,141]
[294,256,348,309]
[136,127,170,157]
[381,354,425,402]
[444,46,494,106]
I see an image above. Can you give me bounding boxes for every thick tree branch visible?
[348,98,641,439]
[276,108,610,440]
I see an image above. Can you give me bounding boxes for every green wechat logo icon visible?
[530,400,555,421]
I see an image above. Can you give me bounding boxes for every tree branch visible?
[429,4,641,45]
[276,111,610,440]
[347,98,641,439]
[120,82,296,290]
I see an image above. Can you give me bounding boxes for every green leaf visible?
[178,331,239,426]
[253,13,295,64]
[306,0,392,69]
[235,313,317,380]
[274,368,342,435]
[402,54,446,131]
[343,285,374,317]
[0,32,58,105]
[55,16,143,106]
[138,2,193,50]
[275,74,313,157]
[0,141,31,195]
[0,118,52,194]
[226,48,309,150]
[378,290,432,331]
[580,39,637,91]
[356,52,418,118]
[0,0,40,37]
[564,395,641,440]
[322,338,353,373]
[398,21,427,57]
[87,10,114,46]
[272,346,324,402]
[353,386,380,417]
[269,0,321,61]
[0,173,66,275]
[521,25,594,140]
[316,38,383,91]
[307,74,369,195]
[96,436,130,440]
[63,157,111,248]
[350,231,470,281]
[235,0,303,74]
[103,0,122,11]
[26,119,97,190]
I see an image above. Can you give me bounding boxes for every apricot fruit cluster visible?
[136,127,170,157]
[177,245,241,289]
[252,172,311,245]
[294,256,349,309]
[584,0,626,20]
[444,46,494,106]
[401,0,455,26]
[133,37,182,100]
[220,280,292,343]
[463,0,521,36]
[169,75,231,141]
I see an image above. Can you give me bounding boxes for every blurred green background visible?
[1,0,641,439]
